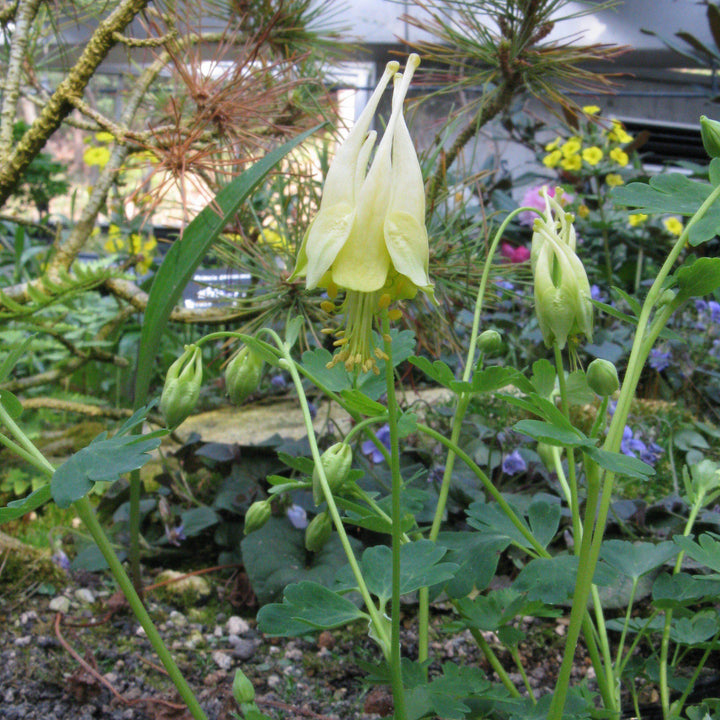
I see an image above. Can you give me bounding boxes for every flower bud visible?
[536,442,557,472]
[478,329,503,356]
[586,359,619,397]
[160,344,203,428]
[312,442,353,505]
[305,511,332,552]
[232,668,255,704]
[244,499,271,535]
[225,346,263,405]
[701,115,720,159]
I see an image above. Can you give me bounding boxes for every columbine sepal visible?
[159,344,203,428]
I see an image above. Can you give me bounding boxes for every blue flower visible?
[640,442,663,466]
[362,424,392,464]
[270,373,287,390]
[287,504,308,529]
[710,301,720,324]
[502,449,527,475]
[165,523,186,546]
[621,426,663,466]
[649,347,671,372]
[590,284,606,302]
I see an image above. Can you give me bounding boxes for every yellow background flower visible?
[628,213,648,227]
[545,138,561,152]
[543,150,562,168]
[83,146,111,168]
[561,138,582,158]
[560,154,582,172]
[608,120,633,144]
[577,204,590,218]
[609,147,629,166]
[663,217,683,236]
[582,105,601,115]
[605,173,624,187]
[582,146,603,165]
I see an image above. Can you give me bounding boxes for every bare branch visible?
[0,0,150,206]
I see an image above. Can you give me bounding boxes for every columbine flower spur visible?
[291,53,433,373]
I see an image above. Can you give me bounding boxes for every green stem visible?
[0,404,207,720]
[382,311,407,720]
[511,646,536,702]
[548,180,720,720]
[73,497,208,720]
[128,468,142,593]
[467,627,521,698]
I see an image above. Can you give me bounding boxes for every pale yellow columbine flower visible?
[291,54,432,373]
[609,147,629,166]
[663,216,684,236]
[577,204,590,219]
[582,146,603,165]
[543,150,562,168]
[531,189,593,349]
[608,120,633,144]
[628,213,648,227]
[560,154,582,172]
[561,138,581,158]
[605,173,624,187]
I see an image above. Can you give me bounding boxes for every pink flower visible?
[518,185,574,226]
[501,242,531,263]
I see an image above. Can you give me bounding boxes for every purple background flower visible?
[362,424,391,463]
[502,449,527,475]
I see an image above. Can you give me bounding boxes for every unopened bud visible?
[160,344,203,428]
[225,346,263,405]
[305,511,332,552]
[478,329,503,356]
[312,442,353,505]
[244,499,271,535]
[586,359,619,397]
[232,668,255,704]
[701,116,720,159]
[536,442,557,472]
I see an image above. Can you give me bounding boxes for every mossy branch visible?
[0,0,149,206]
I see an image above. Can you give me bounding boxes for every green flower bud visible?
[305,511,332,552]
[658,289,677,307]
[586,358,619,397]
[532,191,592,349]
[244,499,271,535]
[701,115,720,159]
[160,344,203,428]
[312,442,353,505]
[689,459,720,497]
[225,346,263,405]
[232,668,255,704]
[478,329,503,356]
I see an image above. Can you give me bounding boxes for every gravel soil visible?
[0,566,593,720]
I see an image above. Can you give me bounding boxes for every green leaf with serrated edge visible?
[583,446,655,479]
[528,498,561,549]
[0,484,51,524]
[504,391,578,432]
[513,555,613,605]
[276,451,315,475]
[600,540,678,580]
[180,506,219,537]
[397,411,417,438]
[466,499,534,549]
[0,389,22,419]
[675,257,720,301]
[134,126,321,408]
[530,358,555,398]
[670,610,720,645]
[409,356,455,388]
[450,366,527,395]
[339,389,386,417]
[566,370,595,406]
[51,407,166,508]
[513,419,589,448]
[0,334,35,384]
[454,587,558,631]
[435,532,511,598]
[301,347,351,392]
[256,581,368,637]
[675,533,720,574]
[652,571,720,608]
[284,316,304,349]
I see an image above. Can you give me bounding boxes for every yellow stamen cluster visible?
[321,291,398,374]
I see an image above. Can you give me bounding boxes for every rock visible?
[13,636,31,647]
[74,588,95,605]
[155,570,212,605]
[48,596,70,614]
[230,638,258,661]
[226,616,249,636]
[184,630,205,650]
[169,610,188,628]
[212,651,233,671]
[19,611,38,625]
[317,630,335,649]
